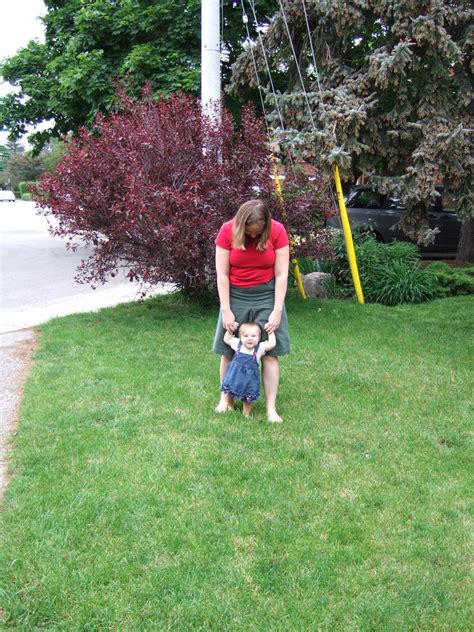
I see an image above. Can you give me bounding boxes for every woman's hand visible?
[222,308,239,333]
[264,309,282,334]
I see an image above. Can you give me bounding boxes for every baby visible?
[221,322,276,417]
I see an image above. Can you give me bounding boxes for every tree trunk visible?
[456,218,474,262]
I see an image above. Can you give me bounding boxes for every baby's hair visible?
[238,322,262,339]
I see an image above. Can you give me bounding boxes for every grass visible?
[1,292,472,630]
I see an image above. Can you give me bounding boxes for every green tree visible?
[0,0,277,151]
[0,139,64,189]
[42,138,67,171]
[0,141,24,188]
[230,0,473,261]
[0,144,13,174]
[3,151,45,190]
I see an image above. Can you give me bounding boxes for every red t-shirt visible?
[215,219,289,287]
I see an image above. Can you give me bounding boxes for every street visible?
[0,200,169,333]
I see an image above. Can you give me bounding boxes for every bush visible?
[18,180,38,201]
[34,87,333,299]
[371,261,437,305]
[327,229,436,305]
[18,181,38,197]
[18,181,29,196]
[426,262,474,297]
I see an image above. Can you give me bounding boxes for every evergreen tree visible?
[230,0,473,260]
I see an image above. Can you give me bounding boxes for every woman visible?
[213,199,290,422]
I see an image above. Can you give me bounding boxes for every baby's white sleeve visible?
[256,343,266,362]
[229,337,240,351]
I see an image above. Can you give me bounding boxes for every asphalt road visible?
[0,200,170,333]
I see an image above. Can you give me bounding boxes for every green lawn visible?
[1,293,472,630]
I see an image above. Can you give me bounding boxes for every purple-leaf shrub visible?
[34,88,333,298]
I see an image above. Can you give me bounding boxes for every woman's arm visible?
[264,245,289,334]
[216,246,239,333]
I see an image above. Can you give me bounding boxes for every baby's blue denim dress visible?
[221,341,261,403]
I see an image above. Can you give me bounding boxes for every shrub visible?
[426,262,474,297]
[371,261,437,305]
[327,227,377,295]
[19,180,38,201]
[34,87,332,299]
[18,181,30,196]
[327,229,436,305]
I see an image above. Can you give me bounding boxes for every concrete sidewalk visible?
[0,329,37,502]
[0,282,172,335]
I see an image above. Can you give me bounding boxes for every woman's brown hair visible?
[231,199,272,251]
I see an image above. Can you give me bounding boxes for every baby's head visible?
[238,322,262,350]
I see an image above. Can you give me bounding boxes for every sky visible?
[0,0,47,144]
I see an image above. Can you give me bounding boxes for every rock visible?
[302,272,335,299]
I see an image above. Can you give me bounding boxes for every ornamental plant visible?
[426,262,474,298]
[34,87,333,299]
[328,228,437,305]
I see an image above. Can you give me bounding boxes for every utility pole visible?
[201,0,221,123]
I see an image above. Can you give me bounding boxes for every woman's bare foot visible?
[267,409,283,423]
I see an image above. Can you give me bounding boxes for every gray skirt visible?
[212,279,290,357]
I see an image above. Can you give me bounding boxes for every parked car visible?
[326,185,461,257]
[0,190,16,202]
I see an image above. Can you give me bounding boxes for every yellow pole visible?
[272,162,307,299]
[332,165,364,304]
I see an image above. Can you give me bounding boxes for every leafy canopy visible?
[0,0,278,150]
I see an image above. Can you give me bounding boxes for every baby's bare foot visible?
[267,409,283,423]
[215,401,234,413]
[242,403,252,417]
